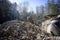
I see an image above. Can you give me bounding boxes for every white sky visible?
[9,0,19,4]
[9,0,47,13]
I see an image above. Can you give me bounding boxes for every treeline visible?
[0,0,20,24]
[0,0,60,25]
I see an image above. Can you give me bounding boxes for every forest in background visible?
[0,0,60,26]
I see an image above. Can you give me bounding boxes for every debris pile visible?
[0,20,42,40]
[0,20,60,40]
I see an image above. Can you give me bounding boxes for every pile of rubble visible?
[0,20,43,40]
[0,20,60,40]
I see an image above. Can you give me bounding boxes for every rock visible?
[0,20,41,40]
[42,15,60,36]
[27,15,34,24]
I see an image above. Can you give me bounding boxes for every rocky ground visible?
[0,20,60,40]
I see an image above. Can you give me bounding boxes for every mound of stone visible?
[0,20,42,40]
